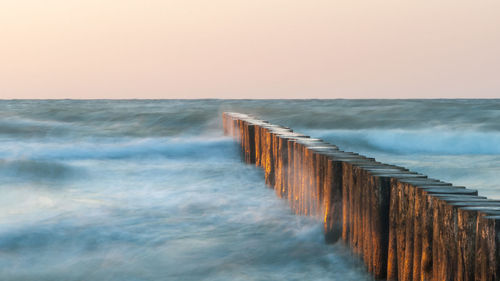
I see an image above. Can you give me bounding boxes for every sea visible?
[0,99,498,281]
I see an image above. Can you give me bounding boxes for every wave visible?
[307,129,500,155]
[217,99,500,132]
[0,137,237,161]
[1,100,500,140]
[0,100,226,138]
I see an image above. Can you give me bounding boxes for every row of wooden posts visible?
[222,112,499,281]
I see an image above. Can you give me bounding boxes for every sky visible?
[1,0,499,99]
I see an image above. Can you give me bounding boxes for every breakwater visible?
[222,112,500,281]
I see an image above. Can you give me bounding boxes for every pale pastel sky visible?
[1,0,499,99]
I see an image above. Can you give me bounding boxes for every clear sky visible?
[1,0,499,99]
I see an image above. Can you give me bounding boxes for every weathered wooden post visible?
[222,112,498,281]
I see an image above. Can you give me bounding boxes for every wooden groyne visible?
[222,112,500,281]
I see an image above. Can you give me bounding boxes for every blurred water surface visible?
[0,99,499,280]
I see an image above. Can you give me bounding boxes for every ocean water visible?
[0,99,498,280]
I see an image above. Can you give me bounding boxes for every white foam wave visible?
[307,129,500,155]
[0,137,237,161]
